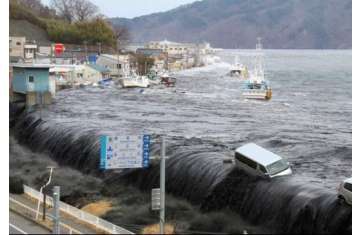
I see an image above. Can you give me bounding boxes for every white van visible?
[234,143,292,178]
[338,178,352,205]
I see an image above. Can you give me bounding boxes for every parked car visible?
[234,143,292,178]
[338,178,352,205]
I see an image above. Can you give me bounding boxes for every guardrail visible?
[23,185,133,234]
[10,197,82,234]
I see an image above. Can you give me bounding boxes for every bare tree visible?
[113,25,130,51]
[50,0,99,23]
[73,0,99,21]
[50,0,75,22]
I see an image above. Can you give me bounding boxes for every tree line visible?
[10,0,129,48]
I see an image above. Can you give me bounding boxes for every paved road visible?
[9,210,50,234]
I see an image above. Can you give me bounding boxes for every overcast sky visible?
[41,0,198,18]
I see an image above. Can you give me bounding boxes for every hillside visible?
[110,0,352,49]
[9,1,117,47]
[10,19,51,45]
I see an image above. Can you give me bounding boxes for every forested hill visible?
[110,0,352,49]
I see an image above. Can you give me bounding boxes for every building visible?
[96,54,131,77]
[11,64,55,106]
[9,37,26,58]
[9,37,38,62]
[84,64,111,82]
[145,40,196,56]
[49,65,84,86]
[136,48,169,71]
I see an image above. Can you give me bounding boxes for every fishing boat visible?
[229,56,249,79]
[242,38,272,100]
[146,69,161,86]
[159,72,176,87]
[120,72,150,88]
[242,80,272,100]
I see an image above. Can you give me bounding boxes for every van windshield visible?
[267,159,289,175]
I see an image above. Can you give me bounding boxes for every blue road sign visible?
[100,135,150,169]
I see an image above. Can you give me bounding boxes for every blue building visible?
[11,64,55,95]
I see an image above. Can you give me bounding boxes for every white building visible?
[96,54,131,77]
[145,40,196,56]
[9,36,37,62]
[9,37,26,58]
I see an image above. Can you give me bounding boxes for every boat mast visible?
[254,37,264,80]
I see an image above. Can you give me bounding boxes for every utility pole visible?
[97,42,102,55]
[160,136,166,234]
[52,186,60,234]
[83,41,88,64]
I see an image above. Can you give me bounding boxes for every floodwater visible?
[44,49,351,188]
[11,50,352,234]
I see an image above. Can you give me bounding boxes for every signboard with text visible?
[100,135,150,169]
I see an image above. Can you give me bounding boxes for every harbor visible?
[10,49,352,234]
[8,0,352,234]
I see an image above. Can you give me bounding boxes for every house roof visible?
[87,64,111,73]
[99,54,129,62]
[11,63,51,69]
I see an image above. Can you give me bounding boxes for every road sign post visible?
[160,136,166,235]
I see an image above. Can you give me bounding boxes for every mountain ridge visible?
[110,0,351,49]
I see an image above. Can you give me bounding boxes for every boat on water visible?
[120,72,150,88]
[242,38,272,100]
[146,70,161,86]
[98,77,113,86]
[159,72,176,87]
[229,56,249,79]
[242,80,272,100]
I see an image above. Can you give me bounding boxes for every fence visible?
[24,185,133,234]
[10,197,82,234]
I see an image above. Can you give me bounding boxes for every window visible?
[117,64,122,69]
[235,152,257,169]
[267,160,289,175]
[344,183,352,192]
[28,76,34,83]
[259,165,267,174]
[16,42,21,46]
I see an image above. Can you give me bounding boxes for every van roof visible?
[344,178,352,184]
[235,143,283,166]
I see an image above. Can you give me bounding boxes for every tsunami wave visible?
[11,104,351,234]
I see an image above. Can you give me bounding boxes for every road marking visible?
[9,223,28,234]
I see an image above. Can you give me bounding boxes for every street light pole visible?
[52,186,60,234]
[36,166,55,220]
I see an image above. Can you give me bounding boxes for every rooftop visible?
[87,64,111,73]
[11,63,51,69]
[235,143,283,166]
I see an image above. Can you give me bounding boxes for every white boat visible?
[120,74,149,88]
[229,56,249,79]
[242,38,272,100]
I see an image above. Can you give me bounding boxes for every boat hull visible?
[120,79,149,88]
[242,89,272,100]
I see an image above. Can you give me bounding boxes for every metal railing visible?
[10,197,82,234]
[23,185,133,234]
